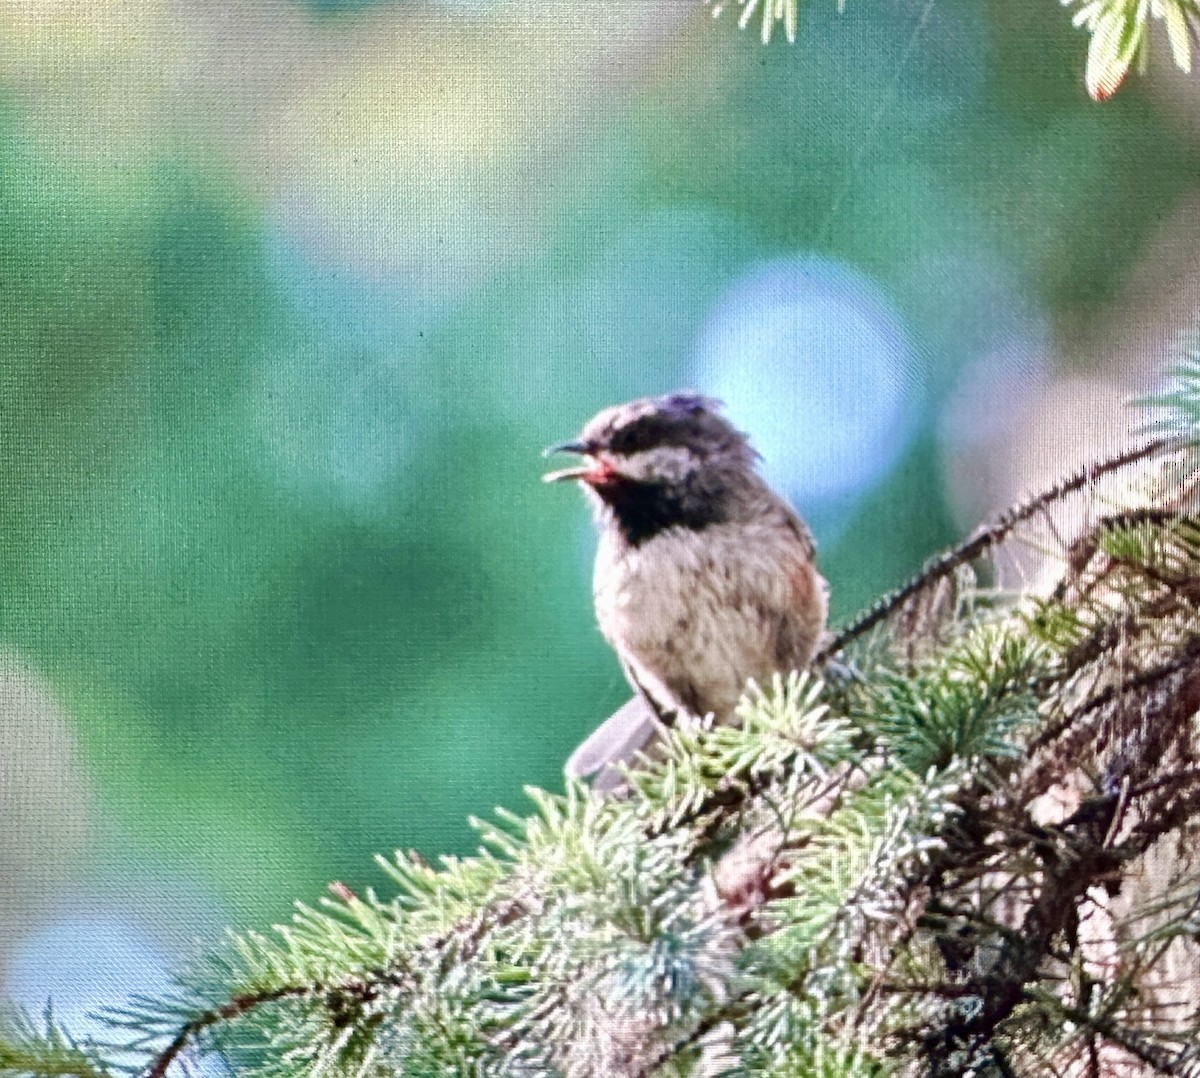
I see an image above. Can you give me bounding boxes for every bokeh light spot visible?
[6,913,170,1037]
[693,257,920,512]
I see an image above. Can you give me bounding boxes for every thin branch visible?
[1051,1002,1188,1076]
[922,809,1122,1076]
[45,434,1200,1078]
[628,993,754,1078]
[922,659,1200,1073]
[819,437,1184,660]
[141,986,310,1078]
[1028,634,1200,756]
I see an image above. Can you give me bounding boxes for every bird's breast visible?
[593,516,825,722]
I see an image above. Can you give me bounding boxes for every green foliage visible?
[6,348,1200,1073]
[0,1010,109,1078]
[7,31,1200,1075]
[0,607,1092,1076]
[1146,333,1200,433]
[709,0,801,44]
[756,764,968,990]
[3,0,1196,930]
[856,625,1047,772]
[626,673,856,827]
[709,0,1200,99]
[1067,0,1200,99]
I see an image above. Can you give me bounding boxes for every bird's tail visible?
[564,695,661,793]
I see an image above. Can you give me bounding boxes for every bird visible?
[544,392,828,789]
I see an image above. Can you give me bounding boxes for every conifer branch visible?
[709,0,1200,100]
[0,1010,110,1078]
[821,435,1185,661]
[6,355,1200,1077]
[141,986,310,1078]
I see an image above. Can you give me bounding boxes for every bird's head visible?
[543,393,763,542]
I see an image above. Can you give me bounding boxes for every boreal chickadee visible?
[545,393,828,789]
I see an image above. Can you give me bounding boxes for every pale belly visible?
[593,518,824,722]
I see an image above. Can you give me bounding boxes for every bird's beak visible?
[542,440,592,483]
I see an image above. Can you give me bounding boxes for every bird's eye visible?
[608,416,672,456]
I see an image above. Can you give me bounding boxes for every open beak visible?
[542,440,592,483]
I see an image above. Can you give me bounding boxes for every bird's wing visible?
[618,653,691,725]
[564,694,661,787]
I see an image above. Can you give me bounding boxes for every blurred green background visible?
[2,0,1198,1020]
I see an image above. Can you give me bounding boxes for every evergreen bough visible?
[710,0,1200,101]
[4,344,1200,1075]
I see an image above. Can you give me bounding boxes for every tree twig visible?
[142,986,310,1078]
[819,437,1183,661]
